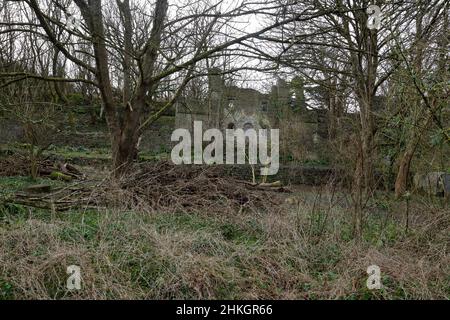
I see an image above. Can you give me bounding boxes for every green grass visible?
[0,173,448,299]
[2,143,170,163]
[0,176,65,197]
[152,212,217,233]
[57,210,102,243]
[0,278,14,300]
[152,213,263,245]
[46,145,111,160]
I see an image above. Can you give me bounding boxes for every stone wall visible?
[219,164,337,185]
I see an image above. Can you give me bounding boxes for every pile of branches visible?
[5,181,101,211]
[2,161,289,213]
[0,154,36,176]
[97,162,289,214]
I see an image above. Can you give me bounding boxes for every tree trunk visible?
[394,144,416,198]
[113,98,143,173]
[112,0,169,174]
[394,0,427,198]
[358,96,375,193]
[75,0,122,170]
[52,49,68,105]
[352,135,364,240]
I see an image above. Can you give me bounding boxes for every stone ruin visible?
[175,68,329,161]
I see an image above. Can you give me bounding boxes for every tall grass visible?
[0,183,448,300]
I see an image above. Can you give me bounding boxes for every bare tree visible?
[1,0,328,174]
[393,1,449,198]
[252,0,448,237]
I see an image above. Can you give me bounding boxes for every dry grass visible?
[0,168,448,300]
